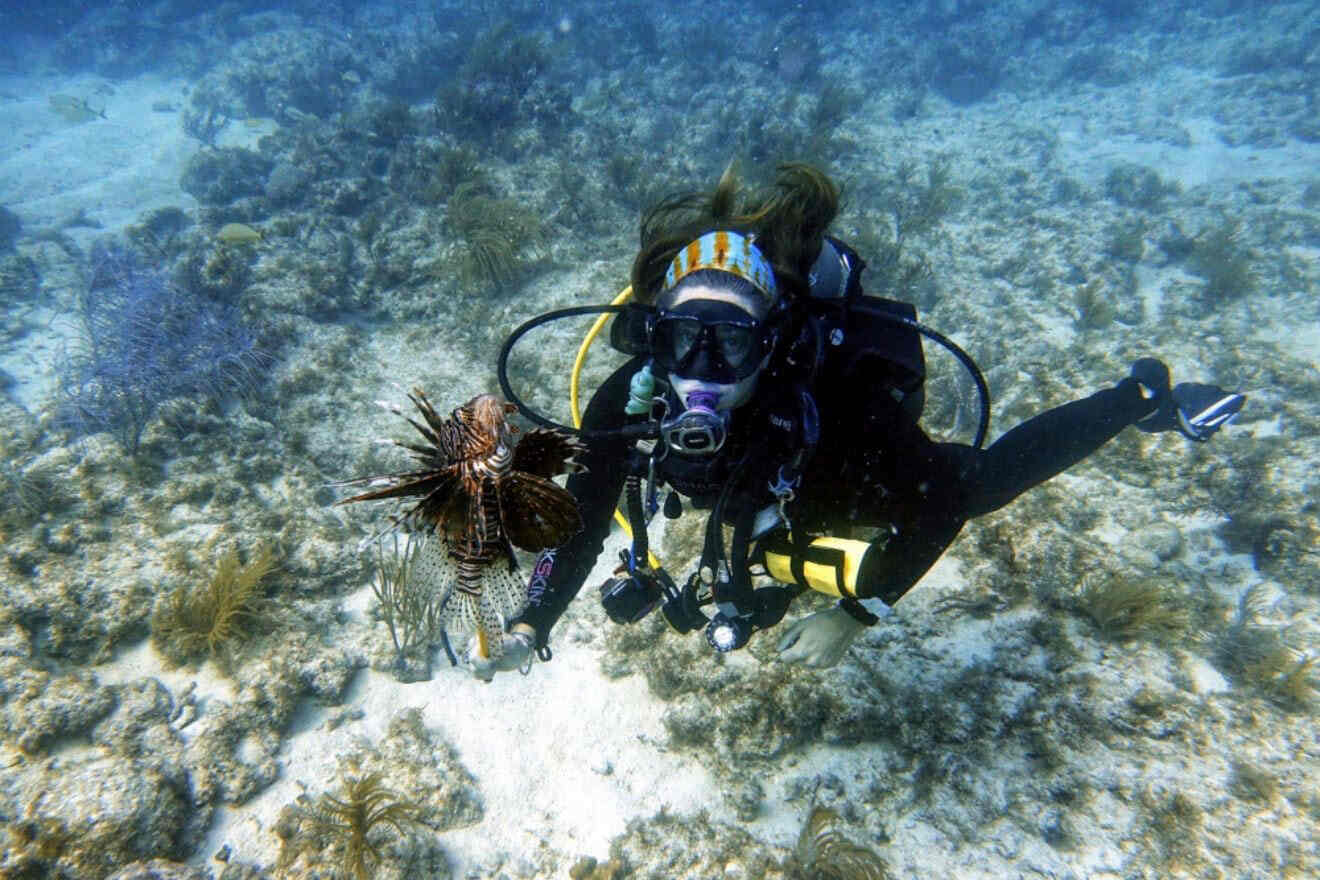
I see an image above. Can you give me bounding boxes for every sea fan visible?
[55,243,263,452]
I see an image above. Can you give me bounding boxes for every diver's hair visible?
[630,162,841,306]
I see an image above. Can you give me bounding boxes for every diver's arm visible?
[508,361,639,652]
[954,375,1158,519]
[853,510,966,606]
[839,377,1150,604]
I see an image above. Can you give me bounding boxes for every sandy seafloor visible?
[1,3,1318,879]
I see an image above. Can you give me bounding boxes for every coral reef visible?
[149,542,277,671]
[55,245,265,453]
[274,709,480,879]
[1,1,1317,878]
[278,772,422,880]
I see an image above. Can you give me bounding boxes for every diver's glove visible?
[776,607,867,669]
[467,629,534,683]
[1130,357,1246,442]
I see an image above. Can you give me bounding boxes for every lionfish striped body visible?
[339,391,584,659]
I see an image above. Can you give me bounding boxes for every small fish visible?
[338,391,585,659]
[48,94,106,123]
[216,222,262,244]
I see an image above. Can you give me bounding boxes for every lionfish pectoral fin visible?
[501,472,584,551]
[511,428,587,479]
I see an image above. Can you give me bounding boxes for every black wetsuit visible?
[512,348,1157,649]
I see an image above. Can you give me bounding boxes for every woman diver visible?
[471,164,1247,681]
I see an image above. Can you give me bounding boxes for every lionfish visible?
[338,391,584,659]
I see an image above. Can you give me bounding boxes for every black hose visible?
[496,305,657,440]
[497,304,992,448]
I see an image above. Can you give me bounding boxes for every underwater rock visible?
[187,670,300,805]
[11,752,195,877]
[106,861,211,880]
[294,650,361,704]
[0,205,21,251]
[91,678,189,772]
[273,708,477,879]
[1,667,117,754]
[605,810,788,880]
[180,148,274,206]
[186,28,356,124]
[264,159,314,206]
[1133,521,1184,562]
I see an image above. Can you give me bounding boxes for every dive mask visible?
[649,300,772,384]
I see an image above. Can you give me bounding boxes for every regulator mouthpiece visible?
[661,391,726,455]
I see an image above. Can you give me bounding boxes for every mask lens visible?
[651,304,764,381]
[714,324,756,368]
[661,317,703,365]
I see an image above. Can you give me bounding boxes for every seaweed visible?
[852,159,960,298]
[446,183,541,289]
[1188,217,1254,301]
[790,806,890,880]
[810,81,859,134]
[279,772,421,880]
[1103,218,1146,262]
[1103,163,1178,211]
[434,21,555,138]
[1074,575,1190,642]
[365,99,414,147]
[1073,278,1117,330]
[181,102,230,146]
[0,457,60,530]
[0,252,39,313]
[149,543,277,670]
[423,146,487,202]
[370,533,445,678]
[1207,584,1316,708]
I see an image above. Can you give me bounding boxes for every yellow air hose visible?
[569,286,661,569]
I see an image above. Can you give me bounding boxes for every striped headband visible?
[662,230,778,305]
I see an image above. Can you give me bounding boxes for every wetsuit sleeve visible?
[849,377,1155,607]
[510,361,638,650]
[954,376,1154,518]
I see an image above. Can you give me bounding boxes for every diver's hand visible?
[776,607,866,669]
[1131,358,1246,441]
[467,628,535,682]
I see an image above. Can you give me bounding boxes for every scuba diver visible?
[473,164,1247,681]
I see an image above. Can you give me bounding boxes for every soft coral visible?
[56,244,263,452]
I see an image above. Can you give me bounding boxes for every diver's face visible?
[655,283,771,411]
